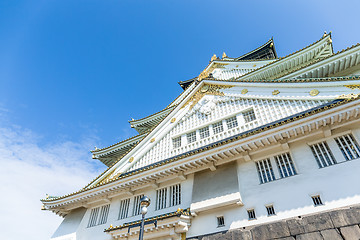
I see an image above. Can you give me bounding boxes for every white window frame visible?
[309,141,337,168]
[169,184,181,207]
[212,121,224,134]
[243,108,256,123]
[187,131,197,144]
[172,136,182,149]
[199,126,210,139]
[132,194,144,216]
[118,198,130,220]
[156,187,168,210]
[226,116,238,129]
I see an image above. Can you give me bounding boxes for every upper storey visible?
[179,38,278,90]
[91,33,360,170]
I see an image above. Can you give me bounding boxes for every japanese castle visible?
[42,33,360,240]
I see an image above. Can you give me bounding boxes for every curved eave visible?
[91,133,147,158]
[41,96,360,205]
[129,106,175,133]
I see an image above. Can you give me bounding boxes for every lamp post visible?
[139,196,151,240]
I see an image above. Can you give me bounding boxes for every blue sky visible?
[0,1,360,239]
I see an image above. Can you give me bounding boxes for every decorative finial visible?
[222,52,227,59]
[94,146,98,150]
[210,54,217,62]
[46,194,49,199]
[323,31,327,37]
[131,118,135,121]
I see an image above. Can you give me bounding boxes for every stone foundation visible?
[188,205,360,240]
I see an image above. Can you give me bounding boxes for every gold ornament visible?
[344,85,360,90]
[150,138,155,143]
[201,85,209,93]
[310,89,319,96]
[129,157,134,163]
[171,118,176,123]
[210,54,217,62]
[241,89,248,94]
[222,52,227,58]
[183,84,234,109]
[272,90,280,95]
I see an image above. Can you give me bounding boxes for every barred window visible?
[247,209,256,220]
[334,134,360,161]
[256,158,276,184]
[266,205,276,216]
[98,204,110,225]
[274,153,297,178]
[226,116,238,129]
[170,184,181,206]
[213,121,224,134]
[87,204,110,228]
[199,126,210,139]
[172,136,181,149]
[133,195,144,216]
[156,187,167,210]
[310,141,336,168]
[118,198,130,220]
[243,109,256,123]
[187,131,197,144]
[217,216,225,227]
[87,207,99,228]
[312,195,323,206]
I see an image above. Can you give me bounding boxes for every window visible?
[87,204,110,228]
[311,195,323,206]
[187,131,197,144]
[170,184,181,206]
[156,187,167,210]
[266,205,276,216]
[256,158,276,184]
[133,194,144,216]
[226,116,238,129]
[172,136,181,149]
[213,121,224,134]
[274,153,297,178]
[199,126,210,139]
[247,209,256,220]
[118,198,130,220]
[98,204,110,225]
[243,109,256,123]
[217,216,225,227]
[87,207,99,227]
[334,134,360,161]
[310,141,336,168]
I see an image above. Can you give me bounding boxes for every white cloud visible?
[0,125,106,240]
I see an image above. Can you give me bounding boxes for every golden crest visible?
[272,90,280,95]
[241,89,248,94]
[253,64,257,67]
[310,89,319,96]
[150,138,155,143]
[210,54,217,61]
[201,85,209,93]
[171,118,176,123]
[129,157,134,163]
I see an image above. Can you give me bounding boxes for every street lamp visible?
[139,196,151,240]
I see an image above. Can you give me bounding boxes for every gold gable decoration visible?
[198,62,228,81]
[183,84,234,110]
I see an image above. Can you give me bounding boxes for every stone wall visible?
[188,205,360,240]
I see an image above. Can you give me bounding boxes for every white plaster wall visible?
[186,125,360,238]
